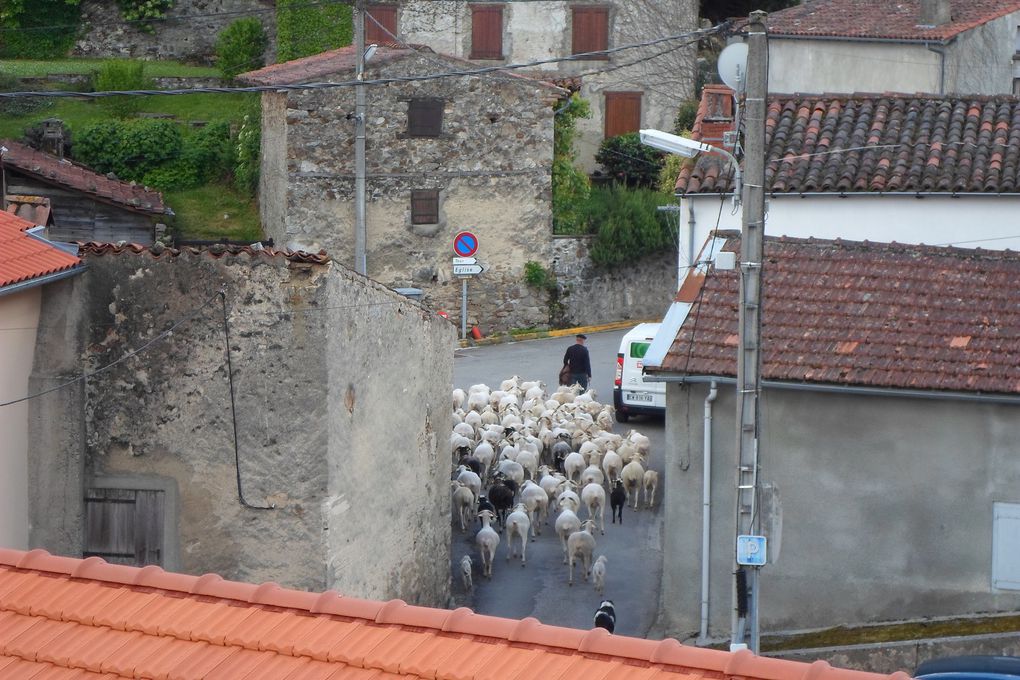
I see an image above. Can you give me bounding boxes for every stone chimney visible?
[920,0,951,26]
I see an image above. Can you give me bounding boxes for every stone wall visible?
[28,244,454,606]
[74,0,277,63]
[261,51,563,334]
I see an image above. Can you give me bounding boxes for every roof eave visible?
[0,264,86,299]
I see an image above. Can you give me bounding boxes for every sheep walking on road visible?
[555,506,581,564]
[610,480,626,524]
[451,481,475,534]
[643,469,659,509]
[460,555,473,592]
[581,482,606,535]
[592,555,607,595]
[567,520,597,586]
[520,481,548,538]
[505,503,531,566]
[602,450,623,485]
[621,455,645,511]
[476,510,500,579]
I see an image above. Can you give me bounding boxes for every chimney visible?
[920,0,951,26]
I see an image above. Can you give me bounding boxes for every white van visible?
[613,322,665,422]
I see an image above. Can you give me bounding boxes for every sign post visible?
[453,231,480,339]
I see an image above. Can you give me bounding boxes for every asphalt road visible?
[450,329,666,637]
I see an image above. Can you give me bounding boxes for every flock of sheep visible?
[450,376,658,594]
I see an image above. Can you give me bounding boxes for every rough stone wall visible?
[28,246,454,606]
[74,0,277,63]
[550,236,677,326]
[269,52,560,332]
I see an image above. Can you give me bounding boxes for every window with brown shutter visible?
[407,98,444,137]
[85,488,165,567]
[470,4,504,59]
[366,4,398,43]
[571,6,608,58]
[604,91,642,138]
[411,190,440,224]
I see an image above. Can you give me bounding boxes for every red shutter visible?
[470,5,504,60]
[604,92,642,138]
[571,6,608,57]
[365,5,398,44]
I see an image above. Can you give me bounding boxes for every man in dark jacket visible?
[562,334,592,390]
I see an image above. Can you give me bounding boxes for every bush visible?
[75,119,183,180]
[584,185,673,269]
[595,133,665,189]
[139,121,232,190]
[276,0,353,62]
[117,0,173,32]
[658,154,688,196]
[216,18,267,80]
[92,60,151,118]
[673,100,699,135]
[0,0,81,58]
[524,261,557,292]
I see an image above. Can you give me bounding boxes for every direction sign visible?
[454,231,478,257]
[453,263,484,276]
[452,256,477,265]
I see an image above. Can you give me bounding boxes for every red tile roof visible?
[653,232,1020,395]
[0,141,168,216]
[676,90,1020,196]
[5,194,51,226]
[0,211,81,290]
[764,0,1020,41]
[0,548,910,680]
[78,240,331,265]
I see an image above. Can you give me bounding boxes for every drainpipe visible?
[699,380,718,643]
[687,199,696,281]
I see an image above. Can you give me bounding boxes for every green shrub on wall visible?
[276,0,353,62]
[552,94,592,235]
[585,185,673,269]
[76,119,183,180]
[117,0,174,32]
[595,133,665,188]
[0,0,81,58]
[93,60,152,119]
[216,18,268,80]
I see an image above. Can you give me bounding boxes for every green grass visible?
[166,185,263,243]
[0,59,219,78]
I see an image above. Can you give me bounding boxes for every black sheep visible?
[458,455,483,476]
[610,480,626,524]
[593,600,616,634]
[487,480,514,530]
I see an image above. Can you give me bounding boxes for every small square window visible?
[411,190,439,224]
[407,98,444,137]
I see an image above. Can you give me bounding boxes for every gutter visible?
[679,191,1020,199]
[0,266,85,299]
[925,42,948,94]
[642,374,1020,405]
[766,33,951,47]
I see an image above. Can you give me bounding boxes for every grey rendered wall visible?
[766,40,939,95]
[659,383,1020,638]
[29,248,454,606]
[946,13,1020,95]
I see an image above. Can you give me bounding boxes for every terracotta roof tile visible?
[763,0,1020,41]
[0,141,168,216]
[77,240,331,266]
[0,549,910,680]
[676,89,1020,196]
[0,211,82,290]
[655,232,1020,395]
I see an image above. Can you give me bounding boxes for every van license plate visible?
[627,392,654,403]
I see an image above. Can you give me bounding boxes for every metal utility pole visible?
[732,10,767,654]
[353,0,368,275]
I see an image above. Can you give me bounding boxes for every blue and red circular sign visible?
[453,231,478,257]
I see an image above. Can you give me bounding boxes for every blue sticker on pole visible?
[454,231,478,257]
[736,535,767,566]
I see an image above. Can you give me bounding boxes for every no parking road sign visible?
[453,231,478,257]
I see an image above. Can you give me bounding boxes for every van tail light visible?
[614,354,624,386]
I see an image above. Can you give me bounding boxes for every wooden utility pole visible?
[732,9,767,654]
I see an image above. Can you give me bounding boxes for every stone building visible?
[366,0,699,170]
[27,242,455,606]
[240,46,566,332]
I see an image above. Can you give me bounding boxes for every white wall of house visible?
[0,288,41,550]
[767,40,941,95]
[945,12,1020,95]
[679,194,1020,267]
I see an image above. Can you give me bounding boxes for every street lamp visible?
[639,129,741,202]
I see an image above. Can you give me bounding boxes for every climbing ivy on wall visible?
[276,0,353,62]
[117,0,175,32]
[0,0,81,58]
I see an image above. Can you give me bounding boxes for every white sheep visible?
[467,390,489,412]
[515,449,539,481]
[628,429,651,456]
[581,482,606,535]
[500,376,521,392]
[617,440,639,465]
[524,385,545,402]
[451,481,475,534]
[592,555,607,595]
[567,520,597,585]
[504,503,531,566]
[460,554,473,591]
[520,481,549,538]
[496,459,524,488]
[563,451,586,484]
[578,440,600,463]
[621,455,645,511]
[556,486,580,515]
[602,450,623,485]
[453,422,476,440]
[643,469,659,509]
[555,506,581,563]
[580,465,604,488]
[539,469,565,504]
[473,441,495,474]
[475,510,500,579]
[456,465,482,503]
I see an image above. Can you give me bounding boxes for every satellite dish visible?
[717,42,749,93]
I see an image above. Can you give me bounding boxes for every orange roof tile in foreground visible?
[0,211,81,290]
[0,549,912,680]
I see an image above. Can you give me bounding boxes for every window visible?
[604,91,642,138]
[85,487,165,567]
[629,342,651,359]
[993,502,1020,589]
[407,98,444,137]
[366,4,397,44]
[571,6,608,58]
[470,4,504,59]
[411,190,440,224]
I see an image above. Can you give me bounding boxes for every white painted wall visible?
[767,40,940,95]
[0,288,41,550]
[680,194,1020,268]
